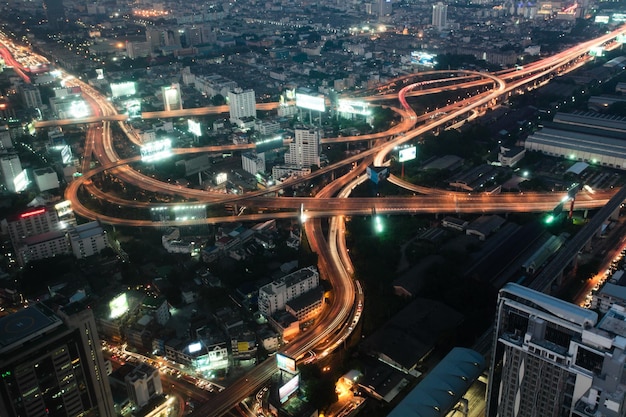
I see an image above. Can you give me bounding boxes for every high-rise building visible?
[432,2,448,30]
[378,0,393,16]
[125,364,163,408]
[487,283,626,417]
[42,0,65,30]
[19,85,43,109]
[258,266,320,317]
[284,128,321,168]
[0,154,25,192]
[5,205,60,247]
[68,221,110,259]
[162,83,183,111]
[0,125,12,151]
[33,167,59,192]
[228,88,257,123]
[0,303,115,417]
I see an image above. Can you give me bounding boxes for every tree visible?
[211,94,226,106]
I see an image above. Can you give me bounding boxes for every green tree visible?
[211,94,226,106]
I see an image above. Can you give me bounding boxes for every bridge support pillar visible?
[611,206,621,221]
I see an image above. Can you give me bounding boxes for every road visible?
[3,24,626,416]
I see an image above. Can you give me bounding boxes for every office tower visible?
[284,128,321,168]
[432,2,447,30]
[125,364,163,408]
[19,85,43,109]
[487,283,626,417]
[378,0,392,16]
[0,154,24,192]
[0,125,12,151]
[228,88,257,123]
[162,83,183,111]
[258,266,319,316]
[42,0,65,30]
[6,205,60,247]
[0,303,115,417]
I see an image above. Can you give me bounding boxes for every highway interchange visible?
[3,23,626,416]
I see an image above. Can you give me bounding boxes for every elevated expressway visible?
[12,23,622,416]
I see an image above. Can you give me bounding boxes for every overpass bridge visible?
[530,185,626,293]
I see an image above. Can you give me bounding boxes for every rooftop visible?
[0,303,64,355]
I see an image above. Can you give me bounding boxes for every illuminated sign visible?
[141,139,172,162]
[612,13,626,23]
[215,172,227,185]
[20,208,46,218]
[279,374,300,403]
[125,99,141,119]
[13,170,29,192]
[589,46,605,57]
[69,101,89,118]
[256,135,283,153]
[96,68,104,80]
[337,99,371,116]
[55,200,73,217]
[617,34,626,44]
[163,84,182,111]
[296,92,325,112]
[188,342,202,353]
[411,51,437,67]
[594,15,610,24]
[276,354,297,373]
[110,81,137,98]
[109,293,129,319]
[398,146,417,162]
[188,119,202,137]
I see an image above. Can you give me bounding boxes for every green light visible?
[374,216,384,233]
[545,215,555,224]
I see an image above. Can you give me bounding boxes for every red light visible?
[20,208,46,218]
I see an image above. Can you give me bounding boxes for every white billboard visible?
[338,99,371,116]
[188,119,202,137]
[279,374,300,403]
[276,353,297,373]
[188,342,202,353]
[109,293,129,319]
[296,93,325,112]
[13,169,29,192]
[141,139,172,162]
[398,146,417,162]
[110,81,137,98]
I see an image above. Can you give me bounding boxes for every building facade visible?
[0,154,24,192]
[125,364,163,408]
[487,283,626,417]
[284,128,321,168]
[258,266,320,317]
[432,2,448,30]
[0,303,115,417]
[228,88,256,122]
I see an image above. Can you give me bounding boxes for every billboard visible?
[125,99,141,119]
[589,46,605,57]
[296,92,325,112]
[337,99,371,116]
[13,169,28,192]
[276,353,297,373]
[110,81,137,98]
[188,119,202,137]
[109,293,129,319]
[188,342,202,353]
[398,146,417,162]
[256,135,283,153]
[410,51,437,67]
[279,373,300,403]
[55,200,73,217]
[594,15,610,24]
[618,34,626,44]
[141,139,172,162]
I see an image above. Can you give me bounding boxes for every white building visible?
[284,128,321,168]
[33,167,60,192]
[228,88,256,123]
[125,364,163,408]
[68,221,109,259]
[162,83,183,111]
[242,151,265,175]
[487,283,626,417]
[432,2,448,30]
[5,205,61,247]
[258,266,320,317]
[17,230,70,265]
[0,125,11,151]
[0,154,26,192]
